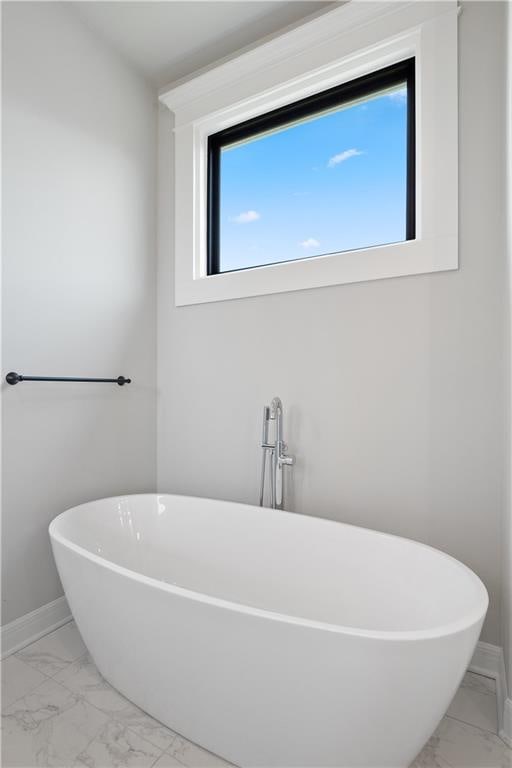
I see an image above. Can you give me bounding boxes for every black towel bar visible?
[5,372,131,386]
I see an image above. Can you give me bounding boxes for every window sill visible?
[174,236,457,306]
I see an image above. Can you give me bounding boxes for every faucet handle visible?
[261,406,270,446]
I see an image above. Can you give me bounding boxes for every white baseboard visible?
[501,698,512,748]
[1,596,71,659]
[470,640,510,746]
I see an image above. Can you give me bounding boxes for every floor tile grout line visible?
[444,712,501,738]
[12,619,77,657]
[164,749,238,768]
[124,720,178,755]
[12,620,84,670]
[66,705,113,766]
[54,669,179,756]
[1,671,77,714]
[70,707,173,763]
[1,676,109,767]
[448,686,500,735]
[44,650,90,679]
[469,671,498,682]
[13,650,90,681]
[3,670,173,768]
[461,686,497,698]
[1,619,75,662]
[42,656,195,760]
[20,626,181,762]
[11,651,56,680]
[1,651,55,711]
[41,664,229,768]
[165,736,236,768]
[461,684,498,699]
[149,746,174,768]
[48,651,182,754]
[424,746,456,768]
[164,745,191,768]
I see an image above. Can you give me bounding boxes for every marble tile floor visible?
[1,622,511,768]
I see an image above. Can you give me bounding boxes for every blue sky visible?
[218,84,408,273]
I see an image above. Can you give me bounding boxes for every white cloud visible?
[327,148,363,168]
[230,210,261,223]
[299,238,320,249]
[388,87,407,103]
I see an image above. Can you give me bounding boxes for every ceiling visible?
[73,1,336,89]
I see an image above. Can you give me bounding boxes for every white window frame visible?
[160,1,458,307]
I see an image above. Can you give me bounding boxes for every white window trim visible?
[160,1,458,306]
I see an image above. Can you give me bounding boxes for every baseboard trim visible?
[1,596,71,659]
[470,640,510,746]
[501,698,512,748]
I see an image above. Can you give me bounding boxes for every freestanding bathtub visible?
[49,494,488,768]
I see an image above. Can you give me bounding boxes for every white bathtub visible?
[49,494,488,768]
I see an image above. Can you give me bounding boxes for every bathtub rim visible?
[49,492,488,642]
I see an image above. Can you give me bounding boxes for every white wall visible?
[2,2,157,624]
[2,0,508,654]
[157,1,507,644]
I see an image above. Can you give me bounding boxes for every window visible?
[208,59,415,275]
[161,1,458,306]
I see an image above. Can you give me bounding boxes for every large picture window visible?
[207,59,415,275]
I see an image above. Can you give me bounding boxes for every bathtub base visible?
[53,541,482,768]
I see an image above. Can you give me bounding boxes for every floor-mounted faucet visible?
[259,397,295,510]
